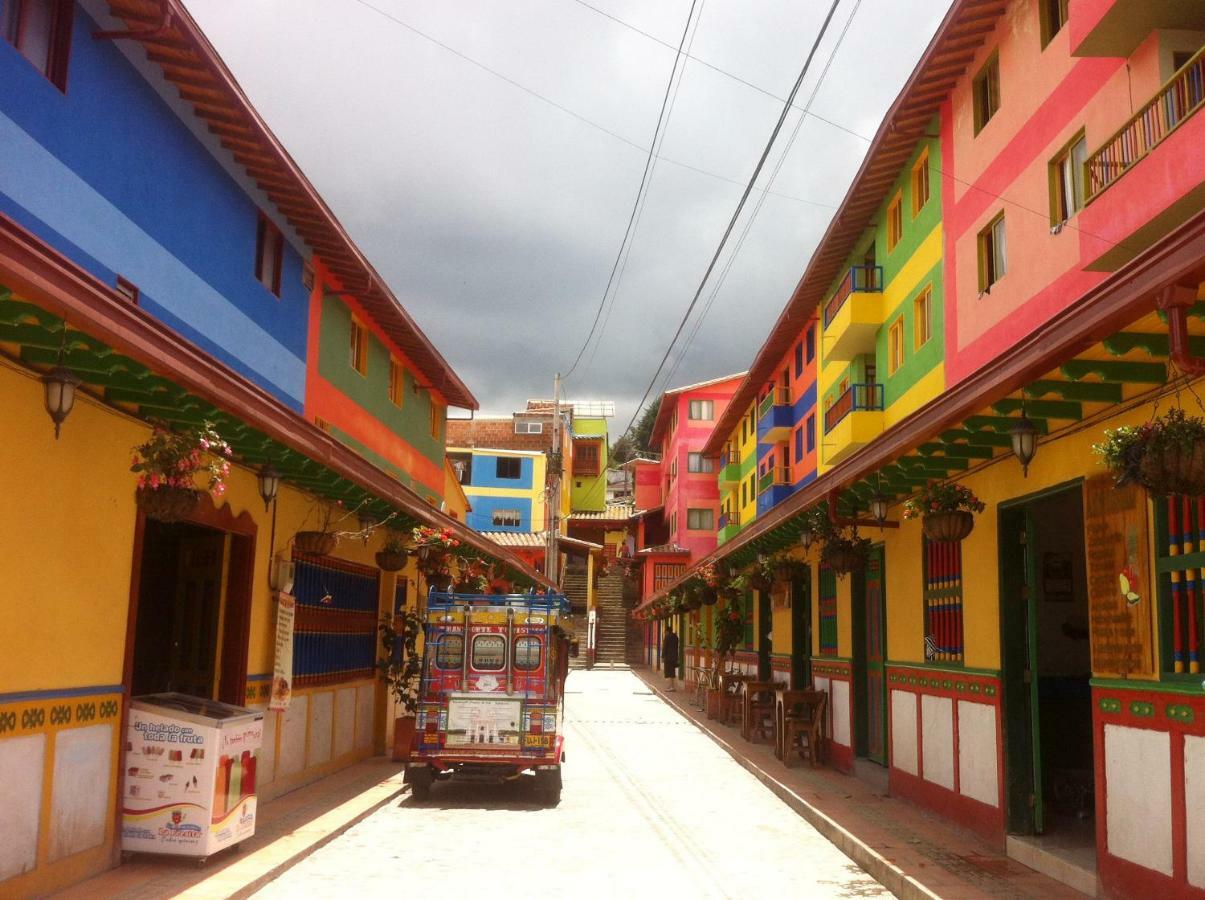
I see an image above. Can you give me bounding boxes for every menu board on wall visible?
[1083,475,1157,678]
[269,593,295,711]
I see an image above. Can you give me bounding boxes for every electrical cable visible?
[620,0,845,438]
[561,0,700,380]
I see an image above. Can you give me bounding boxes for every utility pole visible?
[545,372,562,585]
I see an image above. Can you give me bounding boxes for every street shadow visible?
[397,778,559,812]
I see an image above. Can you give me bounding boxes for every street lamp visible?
[870,493,889,525]
[1010,410,1040,477]
[42,343,81,440]
[799,526,814,551]
[256,464,280,511]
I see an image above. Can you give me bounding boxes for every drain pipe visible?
[1159,283,1205,376]
[93,0,176,41]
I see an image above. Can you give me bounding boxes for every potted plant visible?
[706,599,745,719]
[378,608,423,761]
[903,482,986,542]
[453,557,492,593]
[821,529,871,576]
[722,572,749,601]
[748,556,774,593]
[130,422,232,522]
[1094,407,1205,496]
[375,530,409,572]
[413,525,461,592]
[698,562,722,605]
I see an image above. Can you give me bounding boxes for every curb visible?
[637,671,938,900]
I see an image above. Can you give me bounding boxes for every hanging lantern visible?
[257,463,281,511]
[799,527,814,550]
[1010,413,1039,477]
[42,364,81,440]
[870,493,889,525]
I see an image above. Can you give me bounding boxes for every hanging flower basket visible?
[135,485,201,523]
[700,586,719,606]
[375,550,408,572]
[922,510,975,543]
[1139,439,1205,496]
[1095,408,1205,497]
[821,536,870,576]
[427,572,453,592]
[749,573,773,593]
[295,530,337,556]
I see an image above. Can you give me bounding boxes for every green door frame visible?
[791,569,812,688]
[852,544,888,764]
[758,589,773,681]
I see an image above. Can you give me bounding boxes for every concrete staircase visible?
[562,567,590,670]
[593,572,630,668]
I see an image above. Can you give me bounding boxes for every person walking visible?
[662,624,679,692]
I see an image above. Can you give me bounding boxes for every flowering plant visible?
[378,609,423,714]
[1093,408,1205,494]
[131,422,232,496]
[412,525,461,551]
[902,483,985,519]
[715,600,745,657]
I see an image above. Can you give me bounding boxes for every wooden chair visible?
[741,681,777,743]
[691,666,712,709]
[781,690,827,768]
[718,672,750,726]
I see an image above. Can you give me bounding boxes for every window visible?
[687,452,714,474]
[491,508,521,527]
[806,414,815,452]
[794,341,804,378]
[255,212,284,296]
[686,508,714,531]
[302,258,315,291]
[349,316,368,375]
[514,418,543,434]
[805,325,815,363]
[914,286,932,349]
[434,634,464,670]
[449,454,472,484]
[740,482,747,506]
[471,634,506,671]
[973,53,1001,134]
[514,637,542,671]
[3,0,72,90]
[978,213,1007,292]
[1050,132,1087,224]
[794,426,803,463]
[116,276,139,306]
[574,441,601,475]
[1040,0,1069,48]
[388,356,405,407]
[911,150,930,216]
[429,401,442,439]
[496,457,522,479]
[888,317,905,374]
[886,192,903,251]
[688,399,714,420]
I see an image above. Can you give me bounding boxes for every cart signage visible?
[446,695,521,746]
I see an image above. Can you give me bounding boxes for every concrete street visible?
[254,669,889,899]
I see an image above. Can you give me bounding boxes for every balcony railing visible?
[758,467,791,493]
[757,386,790,418]
[823,265,883,327]
[718,510,740,530]
[1086,47,1203,202]
[824,383,884,433]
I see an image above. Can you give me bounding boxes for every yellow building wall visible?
[737,409,758,527]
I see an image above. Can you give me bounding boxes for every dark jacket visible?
[662,631,680,675]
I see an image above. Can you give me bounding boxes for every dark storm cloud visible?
[184,0,950,429]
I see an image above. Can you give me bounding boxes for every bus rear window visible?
[471,634,506,671]
[434,634,464,669]
[514,637,542,671]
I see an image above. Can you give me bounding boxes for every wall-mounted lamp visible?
[257,463,280,511]
[870,493,889,525]
[42,332,81,440]
[1010,409,1039,477]
[799,527,814,551]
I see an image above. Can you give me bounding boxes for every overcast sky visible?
[183,0,949,432]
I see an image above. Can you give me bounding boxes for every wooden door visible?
[168,533,226,698]
[862,546,887,764]
[791,571,811,688]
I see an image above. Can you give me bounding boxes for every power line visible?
[577,0,709,381]
[567,0,873,144]
[622,0,845,438]
[561,0,701,380]
[349,0,835,209]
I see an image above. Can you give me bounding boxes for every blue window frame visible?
[806,414,816,452]
[794,342,803,378]
[794,426,803,462]
[805,326,815,363]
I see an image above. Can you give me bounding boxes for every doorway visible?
[757,589,773,681]
[127,505,255,706]
[1000,483,1095,873]
[853,545,887,765]
[790,570,812,688]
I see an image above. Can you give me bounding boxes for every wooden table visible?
[718,672,753,726]
[774,688,813,760]
[741,681,777,743]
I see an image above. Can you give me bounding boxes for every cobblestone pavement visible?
[255,670,889,899]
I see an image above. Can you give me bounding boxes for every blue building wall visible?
[465,495,535,533]
[466,454,534,490]
[0,6,309,408]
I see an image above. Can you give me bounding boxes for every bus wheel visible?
[407,765,433,801]
[535,766,562,806]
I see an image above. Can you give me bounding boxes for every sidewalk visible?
[636,669,1088,900]
[55,758,407,900]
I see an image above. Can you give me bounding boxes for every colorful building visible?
[448,446,547,533]
[0,6,549,895]
[635,2,1205,897]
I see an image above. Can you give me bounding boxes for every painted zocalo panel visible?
[50,724,111,862]
[956,700,998,807]
[831,679,851,748]
[0,733,45,880]
[277,694,308,778]
[814,676,832,740]
[308,691,334,767]
[250,704,277,787]
[334,687,356,759]
[1186,734,1205,889]
[921,694,954,791]
[890,690,918,775]
[355,685,374,750]
[1104,724,1172,876]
